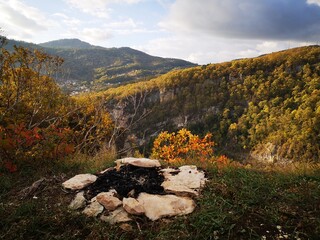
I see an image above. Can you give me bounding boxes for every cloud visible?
[156,0,175,9]
[62,17,148,43]
[161,0,320,41]
[82,28,114,41]
[117,0,143,3]
[109,18,138,29]
[64,0,143,18]
[107,18,157,35]
[0,0,56,40]
[60,27,113,44]
[64,0,111,18]
[53,13,82,28]
[136,35,302,64]
[307,0,320,6]
[255,41,280,53]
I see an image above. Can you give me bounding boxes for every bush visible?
[151,128,214,165]
[0,123,75,173]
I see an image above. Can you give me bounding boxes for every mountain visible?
[96,45,320,163]
[4,38,196,93]
[39,39,96,49]
[4,39,40,50]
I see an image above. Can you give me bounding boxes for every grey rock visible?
[82,197,104,217]
[69,191,86,210]
[100,207,132,224]
[62,174,97,190]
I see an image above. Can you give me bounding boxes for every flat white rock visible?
[161,165,206,189]
[161,181,199,198]
[100,207,132,224]
[62,174,97,190]
[115,157,161,168]
[123,197,145,215]
[137,193,196,221]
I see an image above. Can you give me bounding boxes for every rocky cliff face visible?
[250,143,290,164]
[106,85,221,156]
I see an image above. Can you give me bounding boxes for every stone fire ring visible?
[62,157,207,224]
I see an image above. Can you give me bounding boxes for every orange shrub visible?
[0,123,74,173]
[151,128,214,164]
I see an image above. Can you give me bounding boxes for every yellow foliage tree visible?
[70,95,114,154]
[0,46,75,170]
[0,46,67,127]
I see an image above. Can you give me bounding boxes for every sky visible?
[1,0,320,64]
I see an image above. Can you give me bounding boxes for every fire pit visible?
[85,164,165,199]
[62,158,207,223]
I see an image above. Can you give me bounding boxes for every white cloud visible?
[64,0,143,18]
[53,13,82,28]
[117,0,142,3]
[109,18,138,29]
[307,0,320,6]
[107,18,157,35]
[82,28,113,41]
[156,0,175,9]
[0,0,56,40]
[146,0,320,64]
[256,41,280,53]
[135,35,252,64]
[52,15,149,46]
[60,27,113,45]
[136,34,305,64]
[64,0,111,18]
[161,0,320,42]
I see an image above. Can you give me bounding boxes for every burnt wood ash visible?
[85,165,165,199]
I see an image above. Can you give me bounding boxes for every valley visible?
[1,35,320,240]
[4,38,196,94]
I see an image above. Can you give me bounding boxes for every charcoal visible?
[85,165,164,199]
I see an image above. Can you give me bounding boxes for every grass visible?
[0,157,319,240]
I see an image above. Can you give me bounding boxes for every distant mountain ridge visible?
[4,38,196,93]
[39,39,96,49]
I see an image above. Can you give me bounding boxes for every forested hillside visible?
[96,46,320,163]
[1,36,319,164]
[5,38,196,94]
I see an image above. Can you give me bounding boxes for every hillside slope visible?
[5,38,196,93]
[96,45,320,163]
